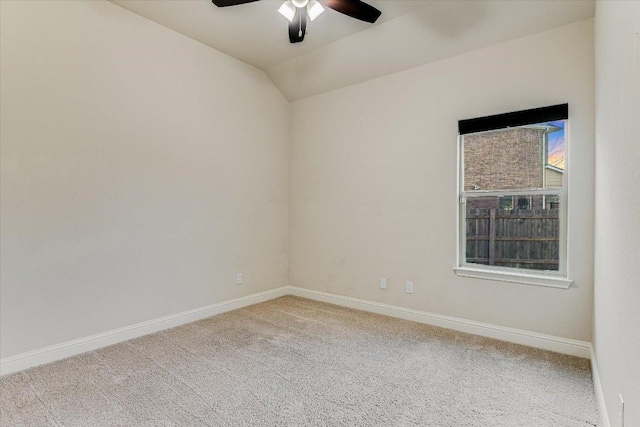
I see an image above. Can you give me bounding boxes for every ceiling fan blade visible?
[322,0,381,23]
[289,7,307,43]
[211,0,259,7]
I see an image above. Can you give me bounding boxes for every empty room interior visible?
[1,0,639,426]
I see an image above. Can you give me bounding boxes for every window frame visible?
[454,121,572,289]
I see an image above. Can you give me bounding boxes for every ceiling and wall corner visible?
[111,0,595,101]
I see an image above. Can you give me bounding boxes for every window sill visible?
[453,266,573,289]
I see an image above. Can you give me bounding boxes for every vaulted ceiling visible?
[111,0,595,101]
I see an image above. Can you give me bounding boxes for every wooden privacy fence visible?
[466,208,560,271]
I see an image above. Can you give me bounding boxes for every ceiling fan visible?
[211,0,382,43]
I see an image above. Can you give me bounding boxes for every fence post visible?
[489,209,496,265]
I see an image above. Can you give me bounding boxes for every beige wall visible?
[290,20,595,341]
[0,1,289,358]
[594,1,640,426]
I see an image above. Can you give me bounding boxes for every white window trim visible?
[453,266,572,289]
[454,129,573,290]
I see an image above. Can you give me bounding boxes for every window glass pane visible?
[463,121,566,191]
[499,196,513,210]
[465,195,560,271]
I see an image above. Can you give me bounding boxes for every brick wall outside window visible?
[463,127,547,192]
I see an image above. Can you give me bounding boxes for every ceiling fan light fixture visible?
[278,1,296,22]
[214,0,382,44]
[307,0,324,21]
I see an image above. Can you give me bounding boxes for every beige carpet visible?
[1,296,599,426]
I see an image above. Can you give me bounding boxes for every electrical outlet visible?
[405,281,414,294]
[379,278,387,290]
[619,394,624,427]
[236,273,243,285]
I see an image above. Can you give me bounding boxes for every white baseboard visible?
[1,285,593,377]
[288,287,592,359]
[0,287,289,377]
[590,345,611,427]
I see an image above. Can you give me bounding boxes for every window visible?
[454,104,572,288]
[499,196,514,210]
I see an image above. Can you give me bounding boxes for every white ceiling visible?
[110,0,426,69]
[110,0,595,101]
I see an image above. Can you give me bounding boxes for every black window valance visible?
[458,104,568,135]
